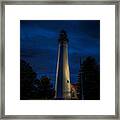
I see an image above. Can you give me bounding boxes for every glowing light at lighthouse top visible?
[58,30,68,44]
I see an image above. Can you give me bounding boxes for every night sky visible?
[20,20,100,86]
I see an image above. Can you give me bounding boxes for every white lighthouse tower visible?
[55,30,71,99]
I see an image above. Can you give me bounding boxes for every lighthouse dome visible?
[58,30,68,43]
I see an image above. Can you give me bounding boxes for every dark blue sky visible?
[20,20,100,86]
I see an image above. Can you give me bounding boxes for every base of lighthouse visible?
[55,30,71,100]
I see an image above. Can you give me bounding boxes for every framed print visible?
[0,0,119,119]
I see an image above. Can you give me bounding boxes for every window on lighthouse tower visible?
[67,80,69,83]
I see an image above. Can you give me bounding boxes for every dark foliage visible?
[77,56,100,100]
[20,60,36,99]
[20,59,55,100]
[32,76,55,99]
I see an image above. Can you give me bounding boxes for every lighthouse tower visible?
[55,30,71,99]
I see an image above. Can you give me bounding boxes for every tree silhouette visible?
[40,76,54,99]
[20,60,55,100]
[20,59,37,100]
[77,56,100,100]
[32,76,55,99]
